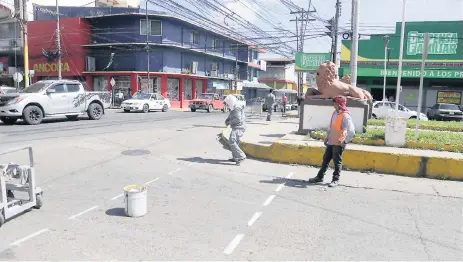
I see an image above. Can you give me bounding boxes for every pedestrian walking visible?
[282,93,288,115]
[224,94,246,165]
[308,96,355,187]
[265,89,276,121]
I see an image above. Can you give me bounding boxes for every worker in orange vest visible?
[308,96,355,187]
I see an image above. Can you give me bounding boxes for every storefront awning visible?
[273,89,297,94]
[242,81,272,89]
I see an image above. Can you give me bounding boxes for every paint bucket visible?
[123,185,147,217]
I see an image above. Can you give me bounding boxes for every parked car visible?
[189,93,225,112]
[120,92,170,113]
[0,80,111,125]
[426,103,463,121]
[0,86,16,94]
[372,101,428,120]
[222,94,245,112]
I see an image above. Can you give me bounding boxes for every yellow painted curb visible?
[222,129,463,181]
[285,114,299,118]
[310,132,463,153]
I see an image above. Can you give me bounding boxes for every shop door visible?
[167,78,180,101]
[112,76,131,107]
[196,80,203,98]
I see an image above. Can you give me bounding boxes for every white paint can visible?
[123,185,147,217]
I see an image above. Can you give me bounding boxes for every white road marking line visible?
[286,172,294,179]
[263,195,276,206]
[247,212,262,227]
[223,234,245,255]
[168,168,181,174]
[144,177,160,185]
[275,184,285,192]
[110,194,124,200]
[10,228,49,246]
[68,206,99,220]
[187,162,196,166]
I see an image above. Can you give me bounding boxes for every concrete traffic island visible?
[221,119,463,181]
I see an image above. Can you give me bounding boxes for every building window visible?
[191,31,200,45]
[213,39,222,50]
[184,79,193,100]
[196,79,203,98]
[167,78,179,101]
[140,19,162,36]
[93,76,108,92]
[139,76,160,94]
[211,62,219,72]
[183,61,198,74]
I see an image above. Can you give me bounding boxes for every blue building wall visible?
[34,5,259,81]
[89,16,139,44]
[92,49,162,72]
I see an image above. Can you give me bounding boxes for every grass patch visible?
[311,127,463,153]
[368,119,463,132]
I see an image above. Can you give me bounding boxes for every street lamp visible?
[382,35,390,102]
[394,0,407,116]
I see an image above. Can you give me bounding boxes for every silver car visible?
[427,103,463,121]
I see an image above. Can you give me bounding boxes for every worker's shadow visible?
[260,177,320,189]
[178,157,235,166]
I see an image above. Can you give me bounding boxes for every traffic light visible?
[325,18,334,38]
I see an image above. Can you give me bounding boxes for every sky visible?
[4,0,463,58]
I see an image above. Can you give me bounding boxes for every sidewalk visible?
[222,118,463,180]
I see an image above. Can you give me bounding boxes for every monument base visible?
[298,98,370,134]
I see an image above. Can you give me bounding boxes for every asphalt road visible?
[0,109,462,260]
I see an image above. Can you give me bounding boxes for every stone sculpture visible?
[306,61,373,101]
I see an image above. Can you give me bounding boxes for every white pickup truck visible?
[0,80,111,125]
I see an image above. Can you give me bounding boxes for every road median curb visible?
[221,129,463,181]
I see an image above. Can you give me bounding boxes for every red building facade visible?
[28,17,91,82]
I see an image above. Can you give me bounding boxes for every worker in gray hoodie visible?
[224,94,246,164]
[265,89,276,121]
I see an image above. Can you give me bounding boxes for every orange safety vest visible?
[328,111,348,145]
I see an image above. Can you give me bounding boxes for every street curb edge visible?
[221,129,463,181]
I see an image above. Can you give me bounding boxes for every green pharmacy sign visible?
[343,68,463,79]
[295,53,331,71]
[407,31,458,56]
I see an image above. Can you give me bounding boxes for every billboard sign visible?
[407,32,458,56]
[436,91,461,105]
[295,53,331,71]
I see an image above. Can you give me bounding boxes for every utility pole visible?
[21,0,29,87]
[394,0,407,116]
[415,32,430,140]
[290,5,315,97]
[333,0,341,67]
[232,44,239,93]
[350,0,359,88]
[325,18,335,62]
[382,35,390,102]
[145,0,150,92]
[56,0,62,79]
